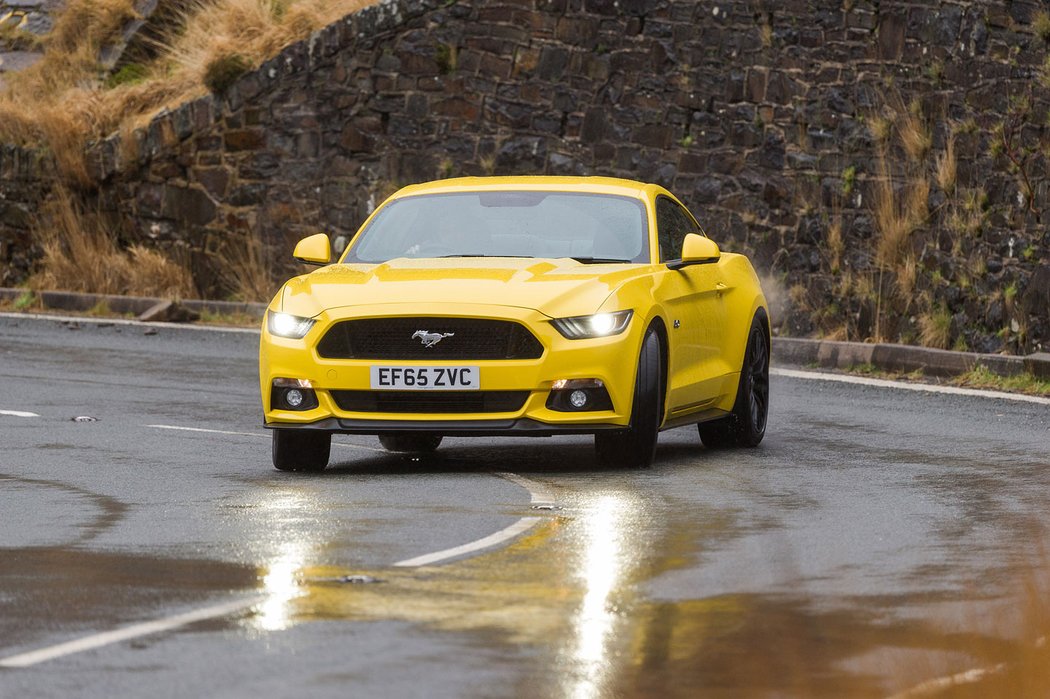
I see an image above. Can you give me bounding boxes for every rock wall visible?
[4,0,1050,351]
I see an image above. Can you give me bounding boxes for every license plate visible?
[369,366,480,390]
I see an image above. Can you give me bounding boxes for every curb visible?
[3,286,1048,381]
[772,336,1050,381]
[0,288,266,320]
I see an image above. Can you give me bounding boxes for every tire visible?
[594,327,662,468]
[272,429,331,472]
[378,432,443,453]
[698,313,769,449]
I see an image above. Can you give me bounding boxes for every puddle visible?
[0,548,258,654]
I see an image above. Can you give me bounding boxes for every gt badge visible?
[412,330,455,348]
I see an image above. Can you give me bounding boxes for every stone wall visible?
[0,145,51,286]
[4,0,1050,351]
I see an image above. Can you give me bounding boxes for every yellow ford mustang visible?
[260,176,769,471]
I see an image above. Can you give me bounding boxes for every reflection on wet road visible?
[1,316,1049,697]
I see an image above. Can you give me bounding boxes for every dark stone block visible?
[224,130,267,151]
[537,47,569,80]
[581,108,606,143]
[162,186,217,225]
[878,13,906,60]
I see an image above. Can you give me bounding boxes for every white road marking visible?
[0,311,259,335]
[772,367,1050,406]
[145,424,385,452]
[0,596,266,668]
[0,434,556,667]
[393,516,543,567]
[394,472,556,567]
[0,410,39,417]
[885,662,1007,698]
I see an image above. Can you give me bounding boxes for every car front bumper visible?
[259,302,645,434]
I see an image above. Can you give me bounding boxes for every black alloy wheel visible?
[594,327,662,468]
[272,429,332,472]
[378,432,444,453]
[698,313,769,448]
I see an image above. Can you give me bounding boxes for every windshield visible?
[343,191,650,264]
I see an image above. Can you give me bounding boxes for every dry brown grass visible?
[935,133,956,195]
[918,304,952,349]
[0,0,375,183]
[872,160,929,268]
[30,187,195,298]
[215,230,278,302]
[900,99,932,162]
[826,216,844,273]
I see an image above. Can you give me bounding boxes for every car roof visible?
[391,176,659,200]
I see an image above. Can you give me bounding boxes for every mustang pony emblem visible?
[412,330,455,348]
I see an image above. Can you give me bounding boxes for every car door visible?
[652,196,728,415]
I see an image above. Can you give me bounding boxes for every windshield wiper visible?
[439,254,535,259]
[568,256,632,264]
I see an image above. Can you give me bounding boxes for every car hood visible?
[277,257,653,319]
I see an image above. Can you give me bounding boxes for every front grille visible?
[317,318,544,360]
[331,390,530,414]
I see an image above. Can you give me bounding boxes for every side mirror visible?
[668,233,720,270]
[293,233,331,265]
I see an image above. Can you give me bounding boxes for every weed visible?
[841,165,856,196]
[759,22,773,48]
[955,365,1050,397]
[435,42,457,74]
[29,187,195,298]
[935,133,956,195]
[867,113,892,143]
[105,63,149,89]
[827,217,844,274]
[900,99,931,162]
[203,53,252,93]
[954,118,979,135]
[214,230,277,303]
[1034,10,1050,42]
[919,304,952,349]
[13,290,37,311]
[680,134,695,148]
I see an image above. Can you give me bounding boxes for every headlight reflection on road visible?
[257,541,310,631]
[567,493,634,699]
[253,493,316,632]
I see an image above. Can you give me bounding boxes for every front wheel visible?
[698,313,769,449]
[378,432,443,453]
[595,328,662,468]
[272,429,331,472]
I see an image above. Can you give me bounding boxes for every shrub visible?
[203,53,252,94]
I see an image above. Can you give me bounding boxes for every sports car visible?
[259,176,769,471]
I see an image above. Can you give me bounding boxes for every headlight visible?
[551,310,633,339]
[267,311,315,339]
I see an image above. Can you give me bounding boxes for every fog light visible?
[569,390,588,408]
[285,389,304,408]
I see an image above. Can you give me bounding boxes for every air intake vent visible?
[317,318,543,360]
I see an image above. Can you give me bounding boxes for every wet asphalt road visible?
[1,314,1049,698]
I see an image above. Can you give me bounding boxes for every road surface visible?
[1,314,1048,697]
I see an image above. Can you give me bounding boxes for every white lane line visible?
[772,367,1050,406]
[0,440,554,666]
[497,471,556,506]
[394,472,557,567]
[0,311,259,335]
[145,424,385,453]
[0,410,39,417]
[393,516,542,567]
[885,662,1007,698]
[0,596,266,668]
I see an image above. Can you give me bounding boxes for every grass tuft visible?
[918,304,952,349]
[203,53,252,93]
[29,187,196,298]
